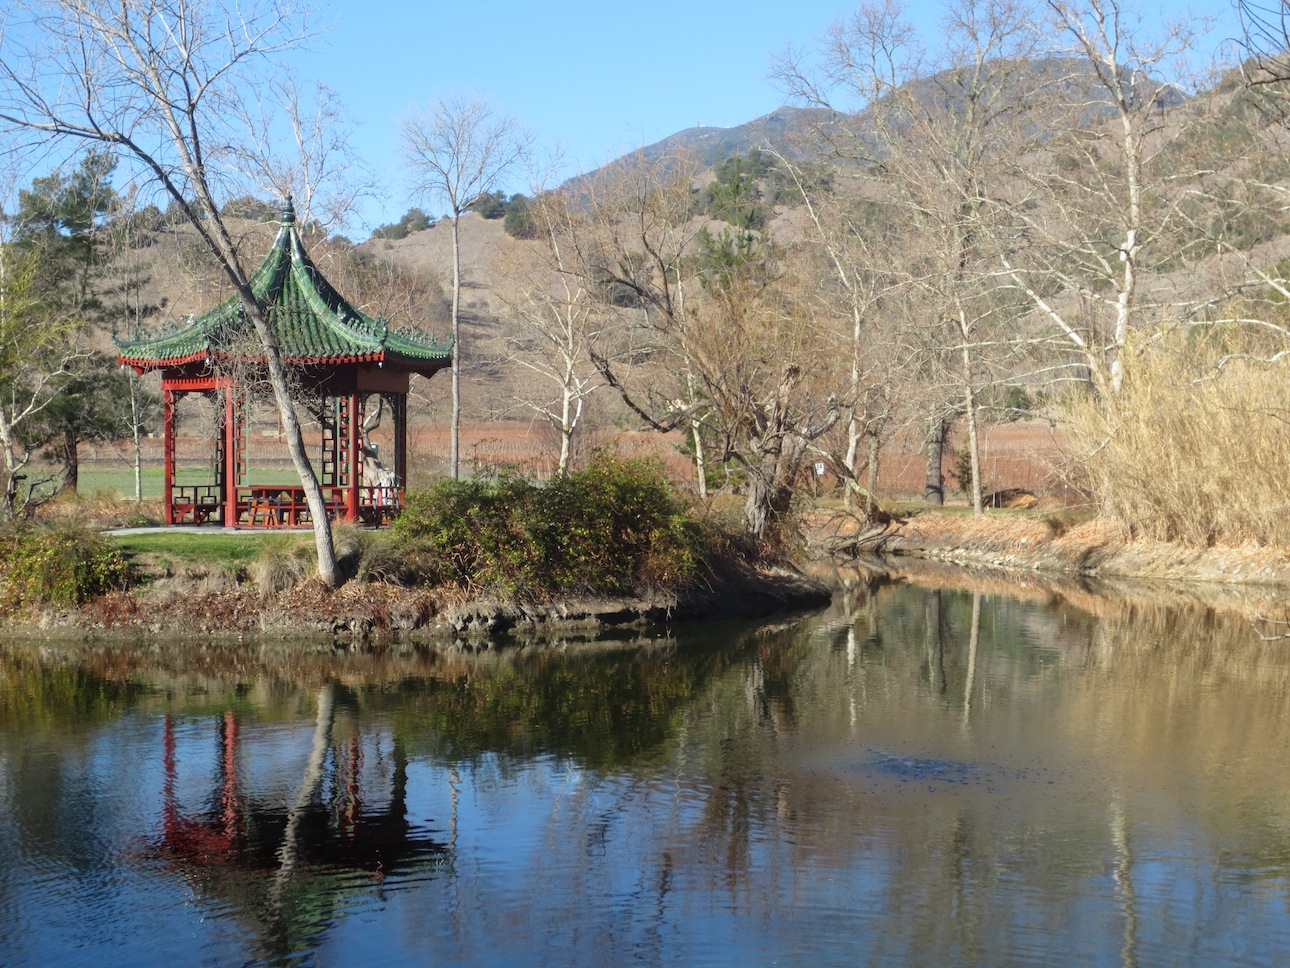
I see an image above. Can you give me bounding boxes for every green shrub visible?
[0,523,133,611]
[392,455,708,598]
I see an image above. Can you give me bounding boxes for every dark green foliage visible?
[391,455,707,598]
[0,522,133,611]
[7,150,118,315]
[995,385,1038,418]
[763,158,832,206]
[696,225,777,294]
[699,150,770,231]
[371,207,434,240]
[468,190,508,219]
[502,194,537,238]
[946,446,970,498]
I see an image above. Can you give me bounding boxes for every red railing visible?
[234,485,402,527]
[167,484,402,527]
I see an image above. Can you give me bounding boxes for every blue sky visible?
[295,0,1244,234]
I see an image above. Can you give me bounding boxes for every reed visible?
[1061,330,1290,546]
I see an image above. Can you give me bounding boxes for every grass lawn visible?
[111,530,309,572]
[60,464,315,502]
[39,465,182,502]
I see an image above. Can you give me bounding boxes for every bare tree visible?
[0,0,344,585]
[1240,0,1290,87]
[401,96,527,479]
[233,71,376,234]
[1002,0,1217,395]
[769,150,905,516]
[779,0,1044,514]
[579,152,716,498]
[495,186,605,474]
[580,152,838,543]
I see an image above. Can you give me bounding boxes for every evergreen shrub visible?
[0,522,133,611]
[392,455,708,598]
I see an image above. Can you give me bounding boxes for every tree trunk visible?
[691,418,708,500]
[744,473,773,541]
[1,428,18,522]
[243,300,340,588]
[203,210,341,588]
[61,428,78,494]
[865,435,880,518]
[844,416,861,512]
[130,379,143,503]
[557,382,579,474]
[963,382,984,515]
[924,415,946,506]
[743,468,792,543]
[449,213,462,480]
[959,311,984,516]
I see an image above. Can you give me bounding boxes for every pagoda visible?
[116,197,451,527]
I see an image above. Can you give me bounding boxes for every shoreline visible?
[810,509,1290,590]
[12,559,833,645]
[8,510,1290,644]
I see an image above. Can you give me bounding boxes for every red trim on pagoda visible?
[158,371,413,528]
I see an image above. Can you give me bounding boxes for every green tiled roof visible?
[116,198,451,374]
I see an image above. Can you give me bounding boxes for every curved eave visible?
[118,349,210,372]
[284,349,453,374]
[115,202,453,368]
[119,348,453,377]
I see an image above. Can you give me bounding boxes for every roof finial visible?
[281,193,296,224]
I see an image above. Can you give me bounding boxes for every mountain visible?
[629,106,839,169]
[561,106,839,191]
[567,57,1188,188]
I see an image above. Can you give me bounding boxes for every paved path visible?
[104,526,307,536]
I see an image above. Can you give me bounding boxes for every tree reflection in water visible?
[151,682,447,963]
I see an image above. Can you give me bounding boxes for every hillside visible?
[79,51,1290,513]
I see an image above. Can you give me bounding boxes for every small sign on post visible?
[815,461,826,477]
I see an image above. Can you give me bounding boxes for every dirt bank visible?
[809,508,1290,590]
[25,561,831,645]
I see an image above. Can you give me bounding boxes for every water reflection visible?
[151,686,446,963]
[2,574,1290,966]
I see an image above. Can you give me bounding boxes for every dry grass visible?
[900,509,1056,547]
[332,524,405,584]
[1061,332,1290,547]
[247,533,315,595]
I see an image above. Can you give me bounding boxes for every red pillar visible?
[162,388,177,525]
[223,386,239,527]
[394,393,408,493]
[347,390,360,523]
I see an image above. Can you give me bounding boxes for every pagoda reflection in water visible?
[150,682,447,960]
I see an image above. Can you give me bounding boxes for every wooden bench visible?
[171,485,222,525]
[244,497,281,527]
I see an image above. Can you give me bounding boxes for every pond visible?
[2,568,1289,966]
